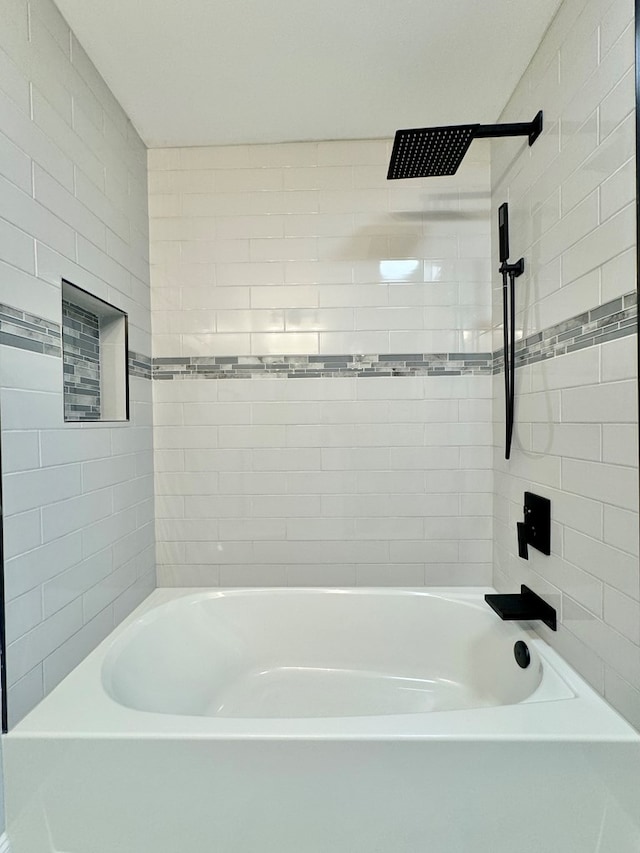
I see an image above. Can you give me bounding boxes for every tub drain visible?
[514,640,530,669]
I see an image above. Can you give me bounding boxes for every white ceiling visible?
[53,0,564,149]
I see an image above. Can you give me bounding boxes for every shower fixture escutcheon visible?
[517,492,551,560]
[387,111,542,178]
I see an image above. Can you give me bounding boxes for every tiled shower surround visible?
[0,0,155,729]
[149,139,495,588]
[148,0,639,730]
[62,300,101,421]
[491,0,639,728]
[0,0,636,760]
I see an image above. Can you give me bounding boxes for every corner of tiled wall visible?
[0,0,155,726]
[491,0,639,728]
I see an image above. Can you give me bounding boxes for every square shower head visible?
[387,123,481,179]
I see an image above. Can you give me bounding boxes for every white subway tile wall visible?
[149,139,492,357]
[154,376,494,587]
[492,0,639,724]
[149,139,494,588]
[0,0,154,725]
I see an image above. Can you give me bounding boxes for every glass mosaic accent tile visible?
[128,351,152,380]
[493,291,637,374]
[0,292,635,385]
[152,352,494,380]
[62,300,101,421]
[0,304,61,357]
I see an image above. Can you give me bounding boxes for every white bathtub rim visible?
[8,587,640,744]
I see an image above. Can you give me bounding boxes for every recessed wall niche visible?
[62,280,129,423]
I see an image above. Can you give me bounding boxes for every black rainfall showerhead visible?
[387,111,543,179]
[387,124,479,179]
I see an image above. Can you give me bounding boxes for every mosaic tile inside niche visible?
[62,300,101,421]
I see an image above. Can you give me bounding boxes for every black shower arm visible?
[474,111,543,146]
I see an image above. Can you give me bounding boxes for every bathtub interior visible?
[100,589,550,719]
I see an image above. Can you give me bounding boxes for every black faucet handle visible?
[517,521,528,560]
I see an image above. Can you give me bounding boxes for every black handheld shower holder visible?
[500,258,524,277]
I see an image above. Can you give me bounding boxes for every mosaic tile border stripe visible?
[0,295,636,381]
[0,303,61,357]
[0,301,153,380]
[493,291,637,373]
[153,293,637,380]
[153,352,494,380]
[129,351,152,380]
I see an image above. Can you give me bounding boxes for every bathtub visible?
[5,587,640,853]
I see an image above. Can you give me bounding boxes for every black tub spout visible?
[484,585,557,631]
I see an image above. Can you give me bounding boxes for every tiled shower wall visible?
[491,0,639,726]
[0,0,155,726]
[149,140,495,586]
